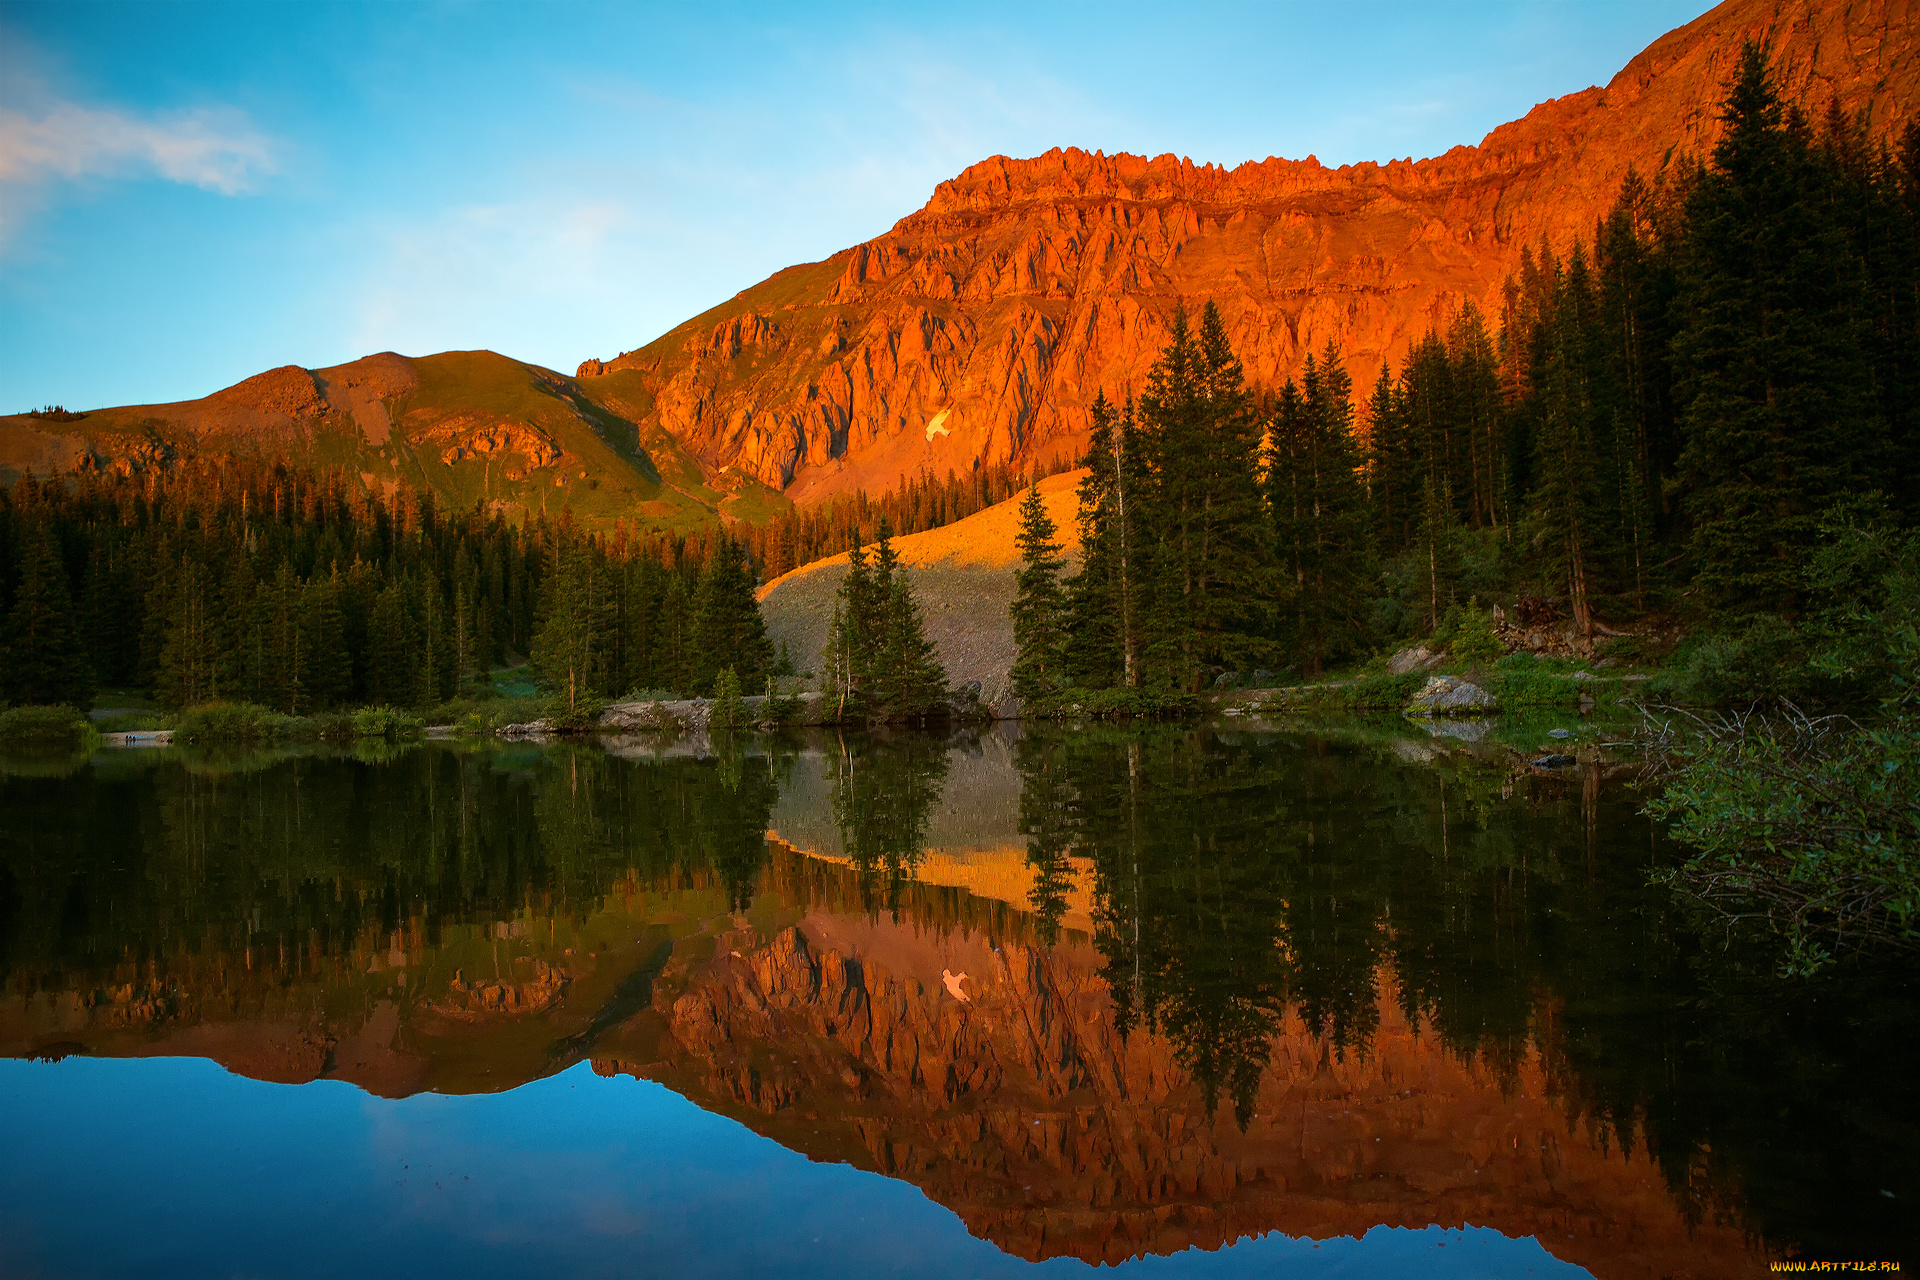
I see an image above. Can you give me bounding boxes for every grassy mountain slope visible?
[756,468,1084,711]
[0,350,788,530]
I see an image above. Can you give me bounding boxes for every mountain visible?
[576,0,1918,504]
[5,0,1912,522]
[0,349,787,527]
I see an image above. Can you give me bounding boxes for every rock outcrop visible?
[7,0,1911,525]
[577,0,1919,505]
[608,911,1763,1279]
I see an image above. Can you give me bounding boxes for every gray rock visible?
[1548,728,1572,739]
[1387,646,1446,676]
[1406,676,1500,717]
[1419,717,1492,743]
[1532,754,1577,769]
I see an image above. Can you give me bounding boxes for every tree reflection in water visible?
[0,729,1912,1265]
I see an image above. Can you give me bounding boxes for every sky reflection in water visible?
[0,725,1909,1276]
[1,1054,1588,1279]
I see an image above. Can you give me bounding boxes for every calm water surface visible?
[0,723,1911,1278]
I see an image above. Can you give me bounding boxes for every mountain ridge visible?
[6,0,1912,522]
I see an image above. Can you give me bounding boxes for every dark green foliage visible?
[1,524,94,710]
[822,520,949,722]
[1139,303,1272,686]
[0,704,95,749]
[1451,599,1504,669]
[1009,483,1068,701]
[1672,42,1887,614]
[1063,393,1149,690]
[1268,345,1371,675]
[709,665,745,731]
[0,459,739,714]
[690,537,773,695]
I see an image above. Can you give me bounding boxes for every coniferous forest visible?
[0,458,773,718]
[2,47,1915,731]
[1012,46,1920,708]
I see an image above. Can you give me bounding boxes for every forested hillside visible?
[0,460,769,715]
[1017,47,1919,702]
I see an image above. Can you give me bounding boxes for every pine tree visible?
[1138,302,1271,686]
[690,536,773,695]
[302,572,351,709]
[709,664,744,731]
[365,582,418,707]
[1672,41,1880,615]
[158,557,221,708]
[1,523,95,709]
[1064,392,1148,689]
[655,572,693,695]
[879,571,948,719]
[530,523,614,713]
[822,536,881,715]
[264,558,307,714]
[1269,343,1372,674]
[1009,483,1067,702]
[822,520,946,721]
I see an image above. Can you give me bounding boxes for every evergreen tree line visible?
[744,452,1077,582]
[819,518,951,721]
[0,460,769,712]
[1013,44,1920,697]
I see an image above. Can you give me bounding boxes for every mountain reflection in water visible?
[0,726,1911,1278]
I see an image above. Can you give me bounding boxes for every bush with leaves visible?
[0,704,97,749]
[1644,534,1920,973]
[350,705,423,739]
[173,702,289,745]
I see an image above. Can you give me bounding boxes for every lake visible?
[0,723,1911,1278]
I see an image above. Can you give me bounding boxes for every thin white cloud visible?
[0,101,275,194]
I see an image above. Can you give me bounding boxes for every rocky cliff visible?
[7,0,1911,527]
[579,0,1917,505]
[602,901,1764,1279]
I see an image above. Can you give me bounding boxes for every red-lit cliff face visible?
[600,916,1765,1280]
[580,0,1917,506]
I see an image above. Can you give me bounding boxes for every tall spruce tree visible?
[1268,344,1372,674]
[1064,392,1148,689]
[1138,302,1270,686]
[158,557,220,708]
[1009,483,1068,702]
[690,536,773,695]
[822,520,947,721]
[530,519,614,712]
[1,523,94,709]
[1672,41,1880,615]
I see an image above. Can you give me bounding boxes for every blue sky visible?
[1,0,1713,412]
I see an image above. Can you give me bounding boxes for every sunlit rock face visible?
[577,0,1918,505]
[601,906,1759,1279]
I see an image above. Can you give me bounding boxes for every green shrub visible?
[422,695,549,733]
[1031,688,1199,719]
[540,694,604,733]
[1258,672,1429,713]
[0,704,98,749]
[1452,599,1504,669]
[351,705,422,739]
[173,703,289,745]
